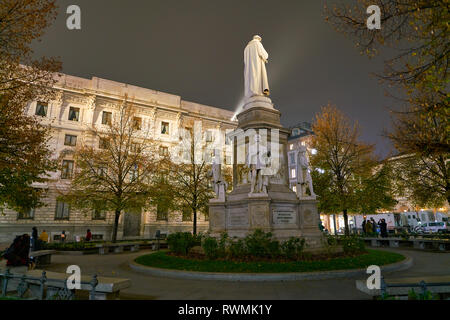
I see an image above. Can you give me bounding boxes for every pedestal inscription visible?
[228,211,249,228]
[273,210,296,224]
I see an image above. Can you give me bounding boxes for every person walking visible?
[60,230,66,243]
[85,229,92,242]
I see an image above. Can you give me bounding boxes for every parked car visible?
[414,222,448,234]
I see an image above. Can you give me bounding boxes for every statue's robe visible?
[244,39,270,98]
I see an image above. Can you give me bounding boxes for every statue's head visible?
[253,35,262,41]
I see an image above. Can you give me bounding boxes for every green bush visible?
[167,232,196,256]
[341,235,366,254]
[227,239,247,259]
[202,235,219,260]
[280,238,305,260]
[244,229,279,258]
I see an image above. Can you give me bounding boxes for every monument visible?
[209,35,324,249]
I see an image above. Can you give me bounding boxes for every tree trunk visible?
[343,209,349,236]
[112,209,121,243]
[332,214,337,235]
[193,208,197,235]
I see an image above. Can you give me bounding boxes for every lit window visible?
[311,148,317,155]
[61,160,74,179]
[289,144,293,150]
[292,185,297,193]
[161,122,169,135]
[64,134,77,146]
[35,102,48,117]
[291,168,296,179]
[68,107,80,121]
[102,111,112,125]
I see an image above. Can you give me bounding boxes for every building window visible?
[55,201,70,220]
[102,111,112,125]
[225,156,232,165]
[18,208,35,220]
[159,146,169,156]
[131,143,141,153]
[206,130,213,142]
[61,160,74,179]
[133,117,142,130]
[291,168,296,179]
[35,102,48,117]
[99,138,109,149]
[182,207,192,222]
[92,208,106,220]
[161,122,169,135]
[289,152,296,165]
[64,134,77,146]
[156,204,168,221]
[289,144,294,150]
[68,107,80,121]
[292,185,297,193]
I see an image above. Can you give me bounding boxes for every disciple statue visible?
[296,146,316,198]
[244,35,270,99]
[210,150,227,201]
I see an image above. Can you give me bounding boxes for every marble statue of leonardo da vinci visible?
[244,35,270,98]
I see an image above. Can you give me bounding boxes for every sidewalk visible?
[32,248,449,300]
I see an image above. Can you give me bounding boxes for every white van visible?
[414,222,448,234]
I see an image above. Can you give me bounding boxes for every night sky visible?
[32,0,396,157]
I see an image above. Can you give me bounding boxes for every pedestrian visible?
[362,218,367,235]
[379,219,388,238]
[3,234,31,268]
[370,218,377,234]
[39,230,49,243]
[365,220,373,234]
[31,227,38,251]
[85,229,92,241]
[60,230,66,243]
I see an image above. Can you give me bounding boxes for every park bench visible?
[356,275,450,300]
[0,269,131,300]
[362,237,450,252]
[29,250,57,267]
[96,243,140,255]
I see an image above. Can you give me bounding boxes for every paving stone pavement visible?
[3,248,449,300]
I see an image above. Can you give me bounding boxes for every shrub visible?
[167,232,196,256]
[202,235,219,260]
[341,235,366,255]
[244,229,279,258]
[227,239,247,259]
[280,238,305,260]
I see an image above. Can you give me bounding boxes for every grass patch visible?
[135,249,405,273]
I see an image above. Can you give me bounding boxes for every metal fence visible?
[380,276,450,298]
[0,269,98,300]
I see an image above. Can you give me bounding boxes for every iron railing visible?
[0,269,98,300]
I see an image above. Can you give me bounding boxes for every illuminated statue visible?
[244,35,270,98]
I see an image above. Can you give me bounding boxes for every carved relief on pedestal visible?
[250,203,269,228]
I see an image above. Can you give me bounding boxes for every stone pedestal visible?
[209,96,324,250]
